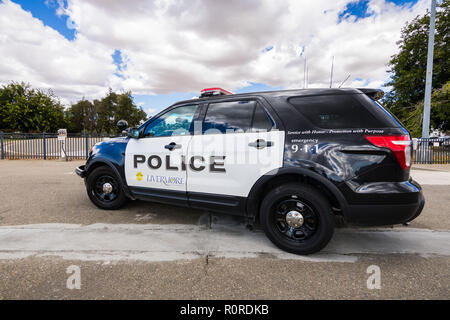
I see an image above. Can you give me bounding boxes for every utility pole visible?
[329,56,334,88]
[422,0,436,138]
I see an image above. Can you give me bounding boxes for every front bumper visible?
[342,179,425,226]
[75,165,87,178]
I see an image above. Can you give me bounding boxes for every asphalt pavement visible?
[0,160,448,299]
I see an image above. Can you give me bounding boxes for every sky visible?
[0,0,429,116]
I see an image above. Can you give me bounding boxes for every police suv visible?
[75,87,425,254]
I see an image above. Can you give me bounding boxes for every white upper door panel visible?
[125,135,192,191]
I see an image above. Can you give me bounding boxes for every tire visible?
[260,183,334,255]
[86,166,128,210]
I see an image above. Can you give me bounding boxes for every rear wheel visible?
[260,183,334,255]
[86,166,128,210]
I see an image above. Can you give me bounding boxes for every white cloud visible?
[0,0,429,104]
[146,108,157,115]
[0,0,118,104]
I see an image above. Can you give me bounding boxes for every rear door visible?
[186,99,284,198]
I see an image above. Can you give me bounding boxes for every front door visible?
[125,104,199,203]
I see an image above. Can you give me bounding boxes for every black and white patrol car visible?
[75,87,425,254]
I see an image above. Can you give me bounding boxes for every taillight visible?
[365,135,411,170]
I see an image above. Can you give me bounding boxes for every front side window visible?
[203,101,255,134]
[143,104,198,137]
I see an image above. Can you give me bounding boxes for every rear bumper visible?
[342,179,425,226]
[75,165,87,178]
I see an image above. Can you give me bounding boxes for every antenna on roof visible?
[338,74,351,88]
[303,55,307,89]
[306,65,309,88]
[329,56,334,88]
[304,57,309,89]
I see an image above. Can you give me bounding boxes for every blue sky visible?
[11,0,75,40]
[338,0,418,22]
[3,0,426,117]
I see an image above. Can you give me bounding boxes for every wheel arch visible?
[85,158,134,199]
[246,167,348,220]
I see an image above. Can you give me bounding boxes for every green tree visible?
[400,81,450,137]
[430,81,450,132]
[65,89,148,134]
[115,91,147,129]
[384,0,449,136]
[95,89,118,134]
[65,99,96,133]
[0,82,147,134]
[0,82,65,132]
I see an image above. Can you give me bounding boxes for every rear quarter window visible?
[357,94,404,129]
[288,94,390,129]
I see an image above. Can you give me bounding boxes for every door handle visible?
[248,139,273,149]
[164,142,181,151]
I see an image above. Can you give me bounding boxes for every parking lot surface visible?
[0,160,449,299]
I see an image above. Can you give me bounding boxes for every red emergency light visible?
[200,87,233,98]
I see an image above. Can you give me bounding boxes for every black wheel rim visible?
[272,197,319,242]
[92,174,119,203]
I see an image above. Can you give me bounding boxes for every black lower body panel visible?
[129,186,188,207]
[341,179,425,226]
[345,194,424,225]
[188,191,246,216]
[128,186,247,215]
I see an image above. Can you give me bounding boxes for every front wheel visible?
[260,183,334,255]
[86,166,128,210]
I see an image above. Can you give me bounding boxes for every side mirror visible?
[127,128,140,139]
[117,120,128,132]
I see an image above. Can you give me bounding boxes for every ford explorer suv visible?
[75,87,425,255]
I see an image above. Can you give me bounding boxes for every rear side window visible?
[203,101,255,134]
[288,94,386,129]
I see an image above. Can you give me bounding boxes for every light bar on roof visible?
[200,87,233,98]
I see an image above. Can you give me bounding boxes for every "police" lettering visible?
[133,155,226,173]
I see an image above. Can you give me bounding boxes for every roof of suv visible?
[172,87,381,107]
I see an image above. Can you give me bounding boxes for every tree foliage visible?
[0,82,65,132]
[1,82,148,133]
[400,81,450,137]
[65,89,148,134]
[384,0,449,136]
[65,98,97,133]
[430,81,450,132]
